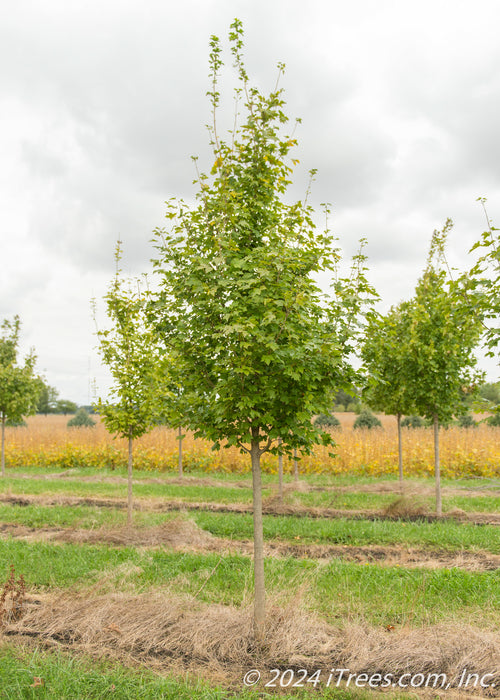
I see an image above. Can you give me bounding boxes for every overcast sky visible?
[1,0,499,404]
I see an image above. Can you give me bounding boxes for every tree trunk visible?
[178,426,183,477]
[278,437,283,502]
[397,413,403,491]
[293,447,299,483]
[433,413,442,516]
[1,415,5,477]
[250,430,265,644]
[127,432,133,526]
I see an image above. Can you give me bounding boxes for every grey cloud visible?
[2,0,500,403]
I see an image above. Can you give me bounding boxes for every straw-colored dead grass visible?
[5,590,500,694]
[383,496,431,518]
[63,518,218,550]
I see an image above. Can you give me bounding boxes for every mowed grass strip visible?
[2,469,500,513]
[0,503,499,553]
[0,476,257,504]
[292,490,500,513]
[190,511,500,553]
[0,539,499,627]
[0,645,393,700]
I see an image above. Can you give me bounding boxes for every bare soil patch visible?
[1,521,499,572]
[3,590,500,696]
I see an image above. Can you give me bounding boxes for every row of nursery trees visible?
[1,20,498,643]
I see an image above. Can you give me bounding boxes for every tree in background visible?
[155,384,190,477]
[477,381,500,411]
[313,413,341,429]
[361,301,415,487]
[35,379,78,415]
[95,244,164,525]
[405,221,483,515]
[56,399,78,415]
[0,316,40,476]
[67,408,96,427]
[151,20,372,641]
[353,409,382,430]
[469,199,499,365]
[332,388,361,412]
[35,380,59,414]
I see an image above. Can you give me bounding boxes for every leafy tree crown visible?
[94,244,166,440]
[151,20,374,456]
[0,316,40,423]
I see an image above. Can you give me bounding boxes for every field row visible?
[1,468,500,514]
[1,467,500,698]
[3,414,500,478]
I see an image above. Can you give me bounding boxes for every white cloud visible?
[1,0,499,402]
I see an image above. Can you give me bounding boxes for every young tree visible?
[67,407,96,427]
[95,245,164,525]
[151,20,371,641]
[157,385,190,478]
[405,221,483,515]
[361,301,415,488]
[0,316,40,476]
[469,199,499,362]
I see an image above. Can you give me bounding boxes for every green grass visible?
[191,511,500,553]
[290,490,500,513]
[0,645,243,700]
[0,502,136,528]
[2,468,499,697]
[0,501,499,553]
[0,539,499,627]
[0,645,394,700]
[3,469,500,514]
[291,491,401,510]
[443,495,500,512]
[0,477,258,503]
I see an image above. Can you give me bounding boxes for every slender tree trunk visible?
[278,437,283,502]
[250,430,265,644]
[433,413,442,516]
[178,426,183,477]
[397,413,404,491]
[1,415,5,477]
[127,432,133,526]
[293,447,299,483]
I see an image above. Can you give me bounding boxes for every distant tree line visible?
[35,379,78,415]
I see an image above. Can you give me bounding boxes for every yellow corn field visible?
[3,414,499,478]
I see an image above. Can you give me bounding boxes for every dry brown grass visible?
[383,495,431,518]
[5,589,500,693]
[0,565,26,627]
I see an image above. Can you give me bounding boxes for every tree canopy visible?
[95,244,162,442]
[361,301,415,418]
[469,199,499,361]
[0,316,40,476]
[406,221,483,425]
[151,20,371,459]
